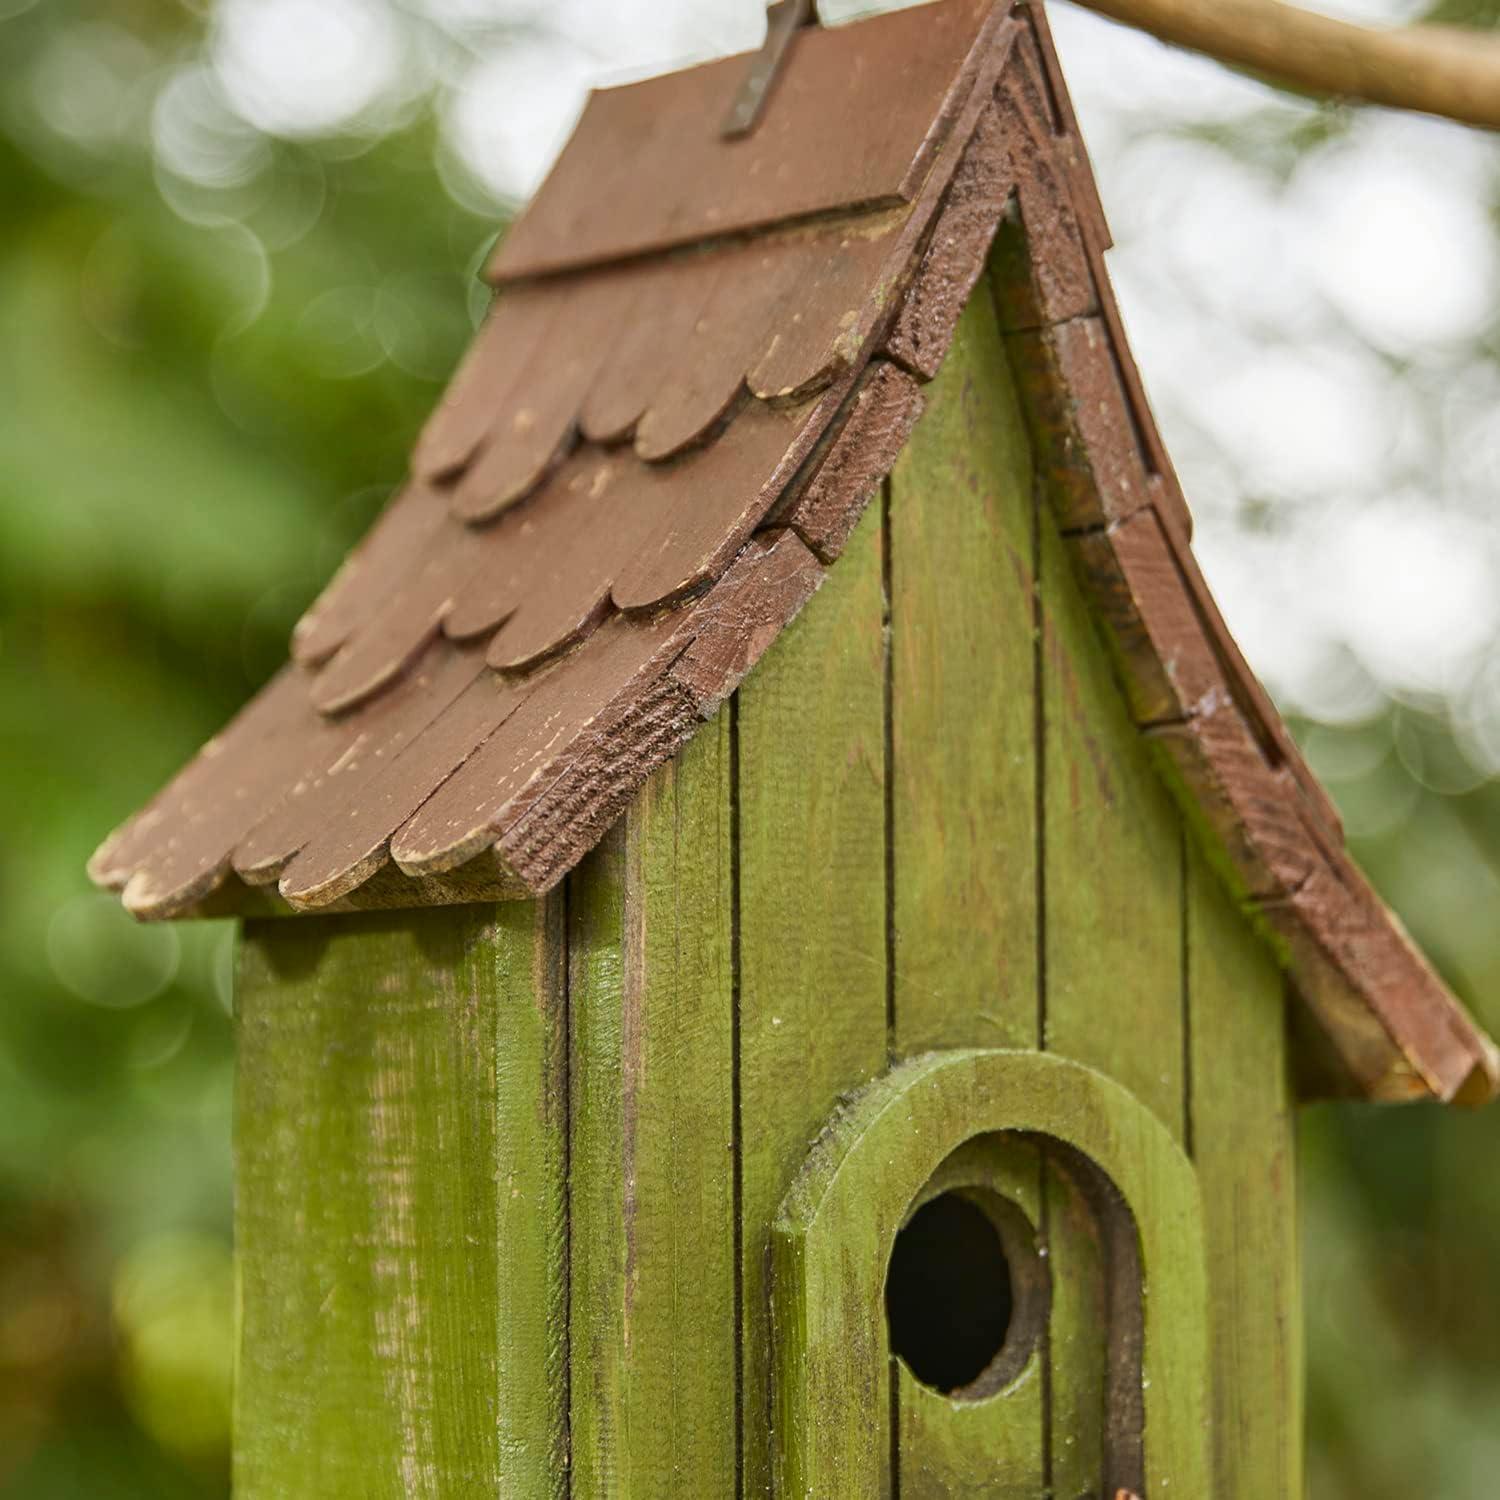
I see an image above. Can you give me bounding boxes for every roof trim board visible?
[89,0,1498,1105]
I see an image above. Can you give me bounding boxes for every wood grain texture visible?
[566,719,737,1498]
[1069,506,1222,726]
[889,291,1038,1055]
[1005,316,1152,533]
[884,295,1050,1484]
[1039,509,1187,1141]
[781,361,926,565]
[486,0,1003,281]
[987,35,1100,334]
[1188,844,1305,1500]
[234,903,566,1499]
[883,93,1016,381]
[736,500,889,1499]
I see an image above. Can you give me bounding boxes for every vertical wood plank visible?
[1038,501,1185,1499]
[1039,512,1186,1139]
[888,288,1038,1055]
[1008,279,1189,1493]
[888,281,1047,1494]
[234,903,566,1500]
[567,715,738,1498]
[494,899,571,1497]
[1189,844,1304,1500]
[1043,1146,1109,1499]
[737,501,890,1499]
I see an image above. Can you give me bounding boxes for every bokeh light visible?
[112,1234,235,1459]
[47,894,181,1011]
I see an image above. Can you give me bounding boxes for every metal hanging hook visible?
[721,0,819,140]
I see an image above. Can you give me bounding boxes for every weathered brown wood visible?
[578,253,724,445]
[567,719,738,1497]
[1069,506,1222,725]
[782,361,925,563]
[411,284,559,483]
[632,223,904,461]
[988,38,1099,333]
[440,448,637,645]
[278,665,538,907]
[310,515,479,714]
[746,213,910,404]
[1005,317,1152,533]
[91,666,317,912]
[291,481,448,667]
[609,376,852,611]
[91,0,1499,1109]
[487,0,1004,281]
[448,272,634,523]
[736,500,889,1499]
[666,530,825,718]
[396,532,825,891]
[233,642,489,885]
[1152,503,1342,839]
[884,96,1016,379]
[1149,697,1324,902]
[1257,866,1499,1102]
[493,535,826,894]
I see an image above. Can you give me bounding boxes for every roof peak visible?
[486,0,1005,284]
[89,0,1498,1107]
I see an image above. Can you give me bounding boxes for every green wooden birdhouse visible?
[90,2,1499,1495]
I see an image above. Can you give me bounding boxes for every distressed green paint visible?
[567,716,737,1497]
[736,499,890,1499]
[1190,843,1305,1499]
[234,902,566,1498]
[887,290,1054,1495]
[772,1051,1212,1500]
[1044,1151,1109,1497]
[1039,508,1186,1142]
[888,289,1038,1055]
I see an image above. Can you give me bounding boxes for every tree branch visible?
[1072,0,1500,132]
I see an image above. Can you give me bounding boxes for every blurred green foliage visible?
[1,2,1498,1497]
[0,2,497,1491]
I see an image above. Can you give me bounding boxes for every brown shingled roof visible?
[89,0,1498,1106]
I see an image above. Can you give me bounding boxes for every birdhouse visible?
[90,1,1498,1495]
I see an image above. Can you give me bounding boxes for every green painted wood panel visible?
[887,287,1049,1494]
[737,500,890,1499]
[1038,502,1186,1141]
[1189,843,1304,1499]
[567,715,737,1497]
[234,902,567,1499]
[888,288,1038,1056]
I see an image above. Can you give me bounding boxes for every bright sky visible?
[154,0,1500,750]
